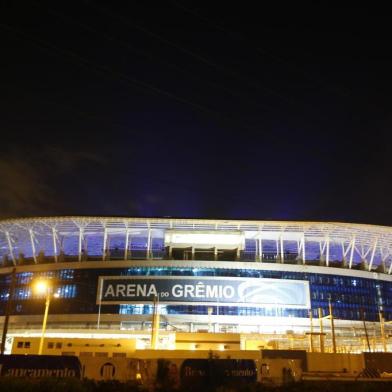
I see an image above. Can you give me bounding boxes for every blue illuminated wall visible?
[2,228,373,266]
[0,267,390,322]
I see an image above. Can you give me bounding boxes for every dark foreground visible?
[0,378,392,392]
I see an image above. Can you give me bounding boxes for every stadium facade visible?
[0,217,392,351]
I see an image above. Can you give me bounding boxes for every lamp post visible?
[34,280,59,355]
[318,307,325,353]
[151,295,160,349]
[328,299,337,353]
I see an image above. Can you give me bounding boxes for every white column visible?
[52,227,58,263]
[380,248,387,273]
[254,239,258,261]
[124,229,129,260]
[319,241,323,257]
[147,226,152,259]
[258,236,262,262]
[368,239,378,271]
[302,235,306,264]
[341,241,347,265]
[102,228,107,261]
[349,237,356,269]
[361,244,372,269]
[29,229,37,264]
[280,235,284,263]
[325,237,330,267]
[78,227,84,262]
[5,231,16,265]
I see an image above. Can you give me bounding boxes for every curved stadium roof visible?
[0,217,391,273]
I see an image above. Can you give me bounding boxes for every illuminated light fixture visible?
[165,231,244,249]
[34,280,50,295]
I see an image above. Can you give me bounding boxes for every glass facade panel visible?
[0,266,390,322]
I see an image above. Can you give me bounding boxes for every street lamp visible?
[33,279,59,355]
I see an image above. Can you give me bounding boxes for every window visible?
[17,341,23,348]
[24,341,31,349]
[95,352,108,357]
[80,352,93,357]
[56,342,62,349]
[113,352,126,358]
[47,342,54,349]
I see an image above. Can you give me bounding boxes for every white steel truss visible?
[0,217,391,273]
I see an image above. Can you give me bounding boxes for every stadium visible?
[1,216,392,354]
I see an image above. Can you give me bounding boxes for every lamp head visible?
[34,279,50,295]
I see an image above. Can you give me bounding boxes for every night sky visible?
[1,3,391,225]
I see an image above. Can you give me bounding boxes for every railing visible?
[0,249,386,273]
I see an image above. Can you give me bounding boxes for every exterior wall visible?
[10,334,252,355]
[245,339,272,350]
[175,332,241,351]
[79,355,260,385]
[260,358,302,384]
[0,215,391,335]
[3,348,392,385]
[81,356,156,383]
[12,337,137,356]
[363,352,392,373]
[306,352,364,373]
[0,262,391,324]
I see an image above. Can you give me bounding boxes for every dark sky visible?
[0,2,391,224]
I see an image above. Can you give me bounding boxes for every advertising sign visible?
[180,359,257,388]
[0,355,81,378]
[97,276,310,308]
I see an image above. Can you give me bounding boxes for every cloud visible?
[0,155,52,218]
[0,146,104,218]
[42,146,104,173]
